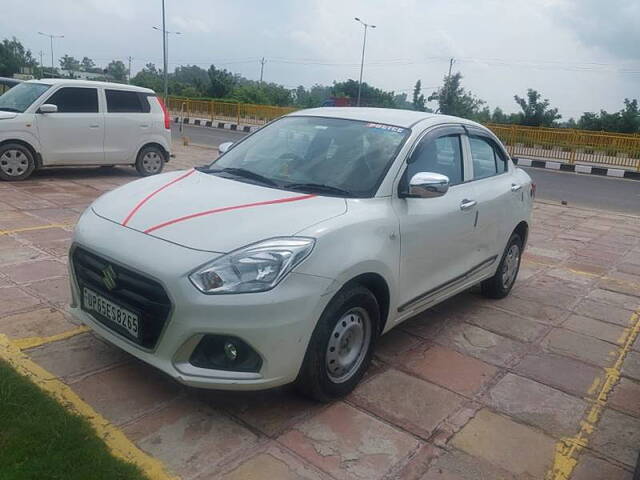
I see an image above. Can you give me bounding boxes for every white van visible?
[0,79,172,180]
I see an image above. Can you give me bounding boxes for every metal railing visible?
[166,97,297,126]
[487,123,640,171]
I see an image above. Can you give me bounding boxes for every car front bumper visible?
[68,209,336,390]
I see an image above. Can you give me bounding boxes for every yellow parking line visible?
[0,334,177,480]
[13,326,90,350]
[546,309,640,480]
[0,223,75,236]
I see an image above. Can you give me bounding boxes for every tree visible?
[618,98,640,133]
[59,55,81,74]
[332,79,396,108]
[131,63,163,92]
[513,89,561,127]
[428,72,484,119]
[207,65,237,98]
[106,60,128,82]
[412,80,426,111]
[0,37,37,76]
[80,56,96,72]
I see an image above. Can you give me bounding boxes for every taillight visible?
[530,183,536,198]
[157,97,170,130]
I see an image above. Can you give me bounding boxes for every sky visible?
[2,0,639,119]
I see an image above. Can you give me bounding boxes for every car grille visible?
[71,247,172,349]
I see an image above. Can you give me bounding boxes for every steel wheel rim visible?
[501,244,520,289]
[0,149,29,177]
[142,151,162,173]
[326,307,371,384]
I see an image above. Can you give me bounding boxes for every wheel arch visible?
[343,272,391,334]
[0,139,41,167]
[137,142,169,162]
[513,220,529,248]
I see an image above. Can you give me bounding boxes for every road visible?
[173,124,640,215]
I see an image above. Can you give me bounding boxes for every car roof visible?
[26,78,155,94]
[288,107,484,130]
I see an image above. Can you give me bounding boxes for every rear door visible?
[103,89,152,163]
[393,125,479,314]
[463,128,515,263]
[35,86,104,165]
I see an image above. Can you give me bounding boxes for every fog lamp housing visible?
[189,335,262,372]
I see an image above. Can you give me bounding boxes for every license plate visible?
[83,287,139,339]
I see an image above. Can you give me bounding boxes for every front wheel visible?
[0,143,36,181]
[481,233,522,299]
[296,285,379,402]
[135,145,165,176]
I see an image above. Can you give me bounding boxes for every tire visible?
[0,143,36,181]
[295,284,379,402]
[135,145,165,176]
[481,233,523,299]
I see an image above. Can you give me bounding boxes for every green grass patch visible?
[0,360,148,480]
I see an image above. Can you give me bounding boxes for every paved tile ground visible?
[1,145,639,479]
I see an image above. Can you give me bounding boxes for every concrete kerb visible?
[173,116,261,134]
[0,334,177,480]
[513,157,640,181]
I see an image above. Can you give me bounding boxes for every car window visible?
[211,116,409,197]
[106,90,149,113]
[0,82,51,113]
[45,87,98,113]
[469,136,507,179]
[406,134,463,185]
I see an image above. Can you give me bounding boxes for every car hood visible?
[0,111,19,120]
[92,169,347,253]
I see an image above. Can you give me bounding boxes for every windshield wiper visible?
[283,182,352,197]
[205,167,279,187]
[0,107,20,112]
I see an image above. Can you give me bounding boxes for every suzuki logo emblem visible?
[101,264,117,291]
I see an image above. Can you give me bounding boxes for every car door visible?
[35,86,105,164]
[463,129,515,265]
[393,125,479,314]
[103,89,151,163]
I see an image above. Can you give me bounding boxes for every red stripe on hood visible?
[122,169,196,226]
[143,194,317,234]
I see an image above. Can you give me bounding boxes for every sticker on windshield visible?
[365,123,405,133]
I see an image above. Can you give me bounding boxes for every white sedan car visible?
[69,108,533,401]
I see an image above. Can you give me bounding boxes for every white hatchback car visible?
[0,79,171,180]
[69,108,533,401]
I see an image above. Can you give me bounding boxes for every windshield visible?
[0,82,51,113]
[208,116,410,197]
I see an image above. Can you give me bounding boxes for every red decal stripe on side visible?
[143,194,316,234]
[122,169,196,226]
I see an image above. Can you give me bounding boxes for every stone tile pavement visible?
[0,145,639,479]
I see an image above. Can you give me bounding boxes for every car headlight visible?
[189,237,315,294]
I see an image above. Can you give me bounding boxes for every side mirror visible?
[38,104,58,114]
[404,172,450,198]
[218,142,233,154]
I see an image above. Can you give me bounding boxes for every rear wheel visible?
[0,143,36,181]
[481,233,522,299]
[296,285,379,402]
[135,145,165,176]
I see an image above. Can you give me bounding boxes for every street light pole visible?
[354,17,375,107]
[153,25,181,100]
[38,31,64,76]
[161,0,167,100]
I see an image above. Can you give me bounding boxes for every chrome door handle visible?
[511,183,522,192]
[140,124,149,128]
[89,124,100,128]
[460,199,477,211]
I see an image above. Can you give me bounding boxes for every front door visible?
[35,86,105,165]
[393,126,479,314]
